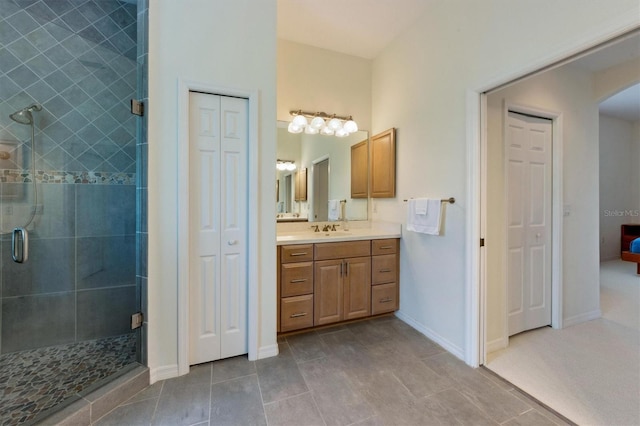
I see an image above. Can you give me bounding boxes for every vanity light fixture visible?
[288,110,358,137]
[276,159,296,171]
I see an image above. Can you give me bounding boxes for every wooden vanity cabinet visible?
[278,238,399,333]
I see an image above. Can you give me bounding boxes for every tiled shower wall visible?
[0,0,138,354]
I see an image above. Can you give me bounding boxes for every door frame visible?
[466,26,639,368]
[176,79,259,375]
[470,98,564,366]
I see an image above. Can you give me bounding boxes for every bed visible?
[621,236,640,274]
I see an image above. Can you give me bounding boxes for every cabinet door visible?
[295,168,307,201]
[351,140,368,198]
[370,128,396,198]
[314,259,343,326]
[344,256,371,320]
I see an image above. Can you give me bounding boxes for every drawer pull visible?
[379,246,393,249]
[290,312,308,318]
[379,269,392,273]
[290,252,308,256]
[290,278,308,283]
[379,298,393,303]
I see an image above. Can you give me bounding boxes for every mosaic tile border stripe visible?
[0,169,135,185]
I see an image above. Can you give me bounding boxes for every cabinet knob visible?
[290,312,307,318]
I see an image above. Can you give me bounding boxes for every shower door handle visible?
[12,227,28,263]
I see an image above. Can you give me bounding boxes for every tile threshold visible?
[480,366,577,426]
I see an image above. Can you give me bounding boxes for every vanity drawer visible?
[281,244,314,263]
[372,254,397,285]
[371,283,398,315]
[371,239,398,256]
[281,294,314,332]
[281,262,313,297]
[314,240,370,260]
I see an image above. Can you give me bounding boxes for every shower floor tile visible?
[0,334,136,425]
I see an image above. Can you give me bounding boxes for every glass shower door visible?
[0,0,142,422]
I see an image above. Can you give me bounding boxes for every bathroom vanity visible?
[276,225,401,333]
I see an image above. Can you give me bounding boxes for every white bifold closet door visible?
[506,111,552,337]
[188,92,248,365]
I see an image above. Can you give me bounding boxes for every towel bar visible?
[403,197,455,204]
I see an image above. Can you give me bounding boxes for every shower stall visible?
[0,0,148,423]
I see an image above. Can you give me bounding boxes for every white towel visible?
[328,199,340,221]
[414,198,428,215]
[406,198,442,235]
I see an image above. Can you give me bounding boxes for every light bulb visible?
[335,128,348,138]
[276,162,286,170]
[305,125,319,135]
[327,117,342,131]
[320,126,334,136]
[343,119,358,133]
[288,122,303,134]
[310,116,325,129]
[292,114,308,128]
[286,162,296,171]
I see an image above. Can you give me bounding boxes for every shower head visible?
[9,104,42,125]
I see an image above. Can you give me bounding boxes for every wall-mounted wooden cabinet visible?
[370,128,396,198]
[350,139,368,198]
[294,167,307,201]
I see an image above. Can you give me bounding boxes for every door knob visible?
[228,240,238,245]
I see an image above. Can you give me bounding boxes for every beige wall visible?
[277,40,372,131]
[146,0,639,376]
[148,0,277,380]
[371,0,639,357]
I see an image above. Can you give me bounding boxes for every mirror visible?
[276,121,368,222]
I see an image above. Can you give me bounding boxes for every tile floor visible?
[96,317,572,426]
[0,334,136,424]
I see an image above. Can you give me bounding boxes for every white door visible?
[189,92,248,364]
[506,111,552,336]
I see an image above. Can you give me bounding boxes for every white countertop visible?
[276,221,401,245]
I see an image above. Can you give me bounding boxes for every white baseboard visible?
[563,309,601,328]
[486,336,508,354]
[395,310,465,361]
[149,364,179,384]
[257,343,279,359]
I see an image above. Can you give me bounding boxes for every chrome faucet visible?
[310,225,319,232]
[322,224,330,232]
[330,224,339,231]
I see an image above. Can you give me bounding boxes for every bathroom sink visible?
[277,231,353,242]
